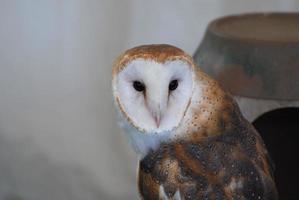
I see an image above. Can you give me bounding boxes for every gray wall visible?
[0,0,298,199]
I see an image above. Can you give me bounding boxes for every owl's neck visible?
[118,117,173,159]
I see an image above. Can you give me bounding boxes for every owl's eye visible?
[133,81,145,92]
[169,80,178,91]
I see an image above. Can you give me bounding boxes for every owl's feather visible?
[137,98,278,199]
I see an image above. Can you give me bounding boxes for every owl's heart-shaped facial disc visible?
[114,59,193,133]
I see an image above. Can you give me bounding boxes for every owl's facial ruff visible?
[114,59,194,134]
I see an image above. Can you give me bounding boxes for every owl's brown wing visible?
[138,120,278,200]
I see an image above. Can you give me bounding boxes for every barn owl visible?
[112,44,278,200]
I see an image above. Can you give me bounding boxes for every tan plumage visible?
[112,44,278,200]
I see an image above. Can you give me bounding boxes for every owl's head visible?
[112,44,196,134]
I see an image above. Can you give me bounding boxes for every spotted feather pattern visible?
[138,101,278,200]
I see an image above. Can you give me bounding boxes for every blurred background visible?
[0,0,298,199]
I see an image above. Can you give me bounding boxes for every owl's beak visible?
[154,114,161,128]
[146,88,167,128]
[148,101,164,128]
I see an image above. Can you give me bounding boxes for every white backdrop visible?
[0,0,298,199]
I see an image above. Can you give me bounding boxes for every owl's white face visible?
[114,59,193,133]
